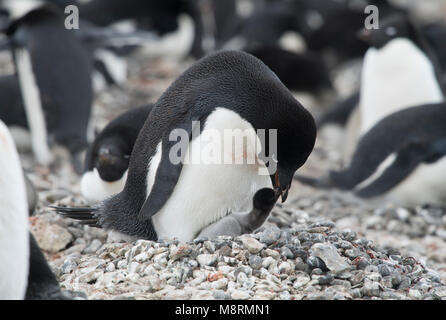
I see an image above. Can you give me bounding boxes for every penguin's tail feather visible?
[49,206,101,227]
[294,173,334,189]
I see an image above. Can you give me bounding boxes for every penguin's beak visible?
[272,170,291,203]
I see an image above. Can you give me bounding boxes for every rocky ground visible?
[13,49,445,300]
[4,0,445,300]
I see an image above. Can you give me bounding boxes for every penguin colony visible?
[0,0,445,300]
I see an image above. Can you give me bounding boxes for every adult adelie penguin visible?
[296,102,446,206]
[81,105,153,202]
[4,3,93,168]
[0,119,65,299]
[56,50,316,242]
[357,14,444,136]
[337,13,445,162]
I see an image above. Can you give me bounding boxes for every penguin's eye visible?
[385,26,397,37]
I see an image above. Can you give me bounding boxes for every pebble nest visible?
[7,0,446,299]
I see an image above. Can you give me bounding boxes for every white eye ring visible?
[385,26,397,37]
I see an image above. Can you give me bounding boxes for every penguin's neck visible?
[360,38,444,134]
[0,122,30,299]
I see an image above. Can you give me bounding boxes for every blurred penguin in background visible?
[296,102,446,206]
[1,2,93,171]
[81,105,153,202]
[338,14,445,161]
[75,0,205,60]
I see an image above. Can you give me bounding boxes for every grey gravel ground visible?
[5,0,446,300]
[15,50,445,300]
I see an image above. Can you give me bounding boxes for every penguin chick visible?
[197,188,279,239]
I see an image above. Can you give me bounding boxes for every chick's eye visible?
[385,26,397,37]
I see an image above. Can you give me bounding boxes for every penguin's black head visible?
[265,104,316,203]
[203,51,317,203]
[93,137,130,182]
[357,14,419,49]
[253,188,280,213]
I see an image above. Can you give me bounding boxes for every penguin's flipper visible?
[294,173,334,188]
[355,139,446,198]
[50,206,99,226]
[138,117,203,221]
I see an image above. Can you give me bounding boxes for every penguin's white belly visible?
[385,157,446,206]
[360,38,444,135]
[80,169,128,203]
[151,108,272,241]
[0,121,29,299]
[152,161,271,241]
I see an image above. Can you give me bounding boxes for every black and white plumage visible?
[297,15,446,206]
[221,1,301,52]
[81,105,153,202]
[77,0,205,59]
[333,13,445,162]
[296,103,446,206]
[56,50,316,242]
[295,0,407,65]
[356,14,444,135]
[4,4,93,167]
[0,119,64,299]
